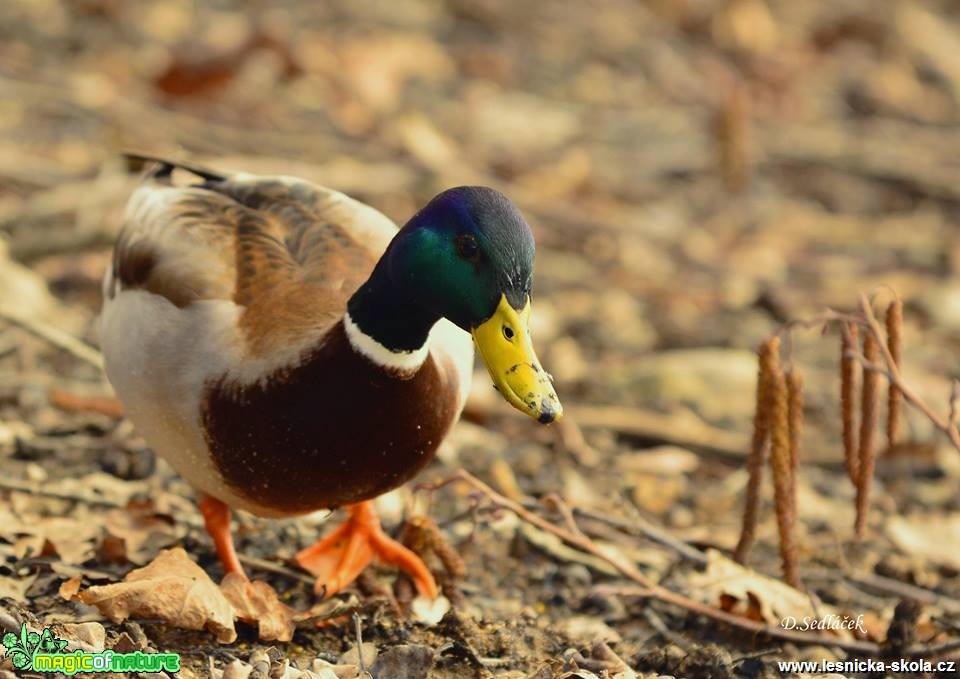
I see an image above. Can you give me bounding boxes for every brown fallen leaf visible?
[58,576,82,600]
[220,573,295,642]
[0,508,99,565]
[685,549,850,638]
[101,502,180,564]
[0,572,37,602]
[74,548,236,643]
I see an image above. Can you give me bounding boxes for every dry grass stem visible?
[734,336,779,564]
[840,322,860,484]
[885,299,903,447]
[769,365,800,588]
[855,328,881,538]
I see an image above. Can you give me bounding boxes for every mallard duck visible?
[100,157,561,600]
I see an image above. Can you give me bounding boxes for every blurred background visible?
[3,0,960,674]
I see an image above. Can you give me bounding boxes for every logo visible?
[2,624,180,674]
[2,624,67,670]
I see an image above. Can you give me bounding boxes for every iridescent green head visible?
[348,186,561,423]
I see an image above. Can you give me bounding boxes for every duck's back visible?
[100,162,415,514]
[104,164,398,357]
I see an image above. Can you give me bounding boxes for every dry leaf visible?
[887,513,960,569]
[686,549,848,636]
[58,576,82,599]
[101,503,180,564]
[220,573,295,642]
[75,548,237,643]
[0,508,99,565]
[0,573,36,602]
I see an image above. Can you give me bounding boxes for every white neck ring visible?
[343,312,429,372]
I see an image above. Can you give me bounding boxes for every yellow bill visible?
[471,294,562,423]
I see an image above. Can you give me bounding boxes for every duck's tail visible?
[122,152,227,183]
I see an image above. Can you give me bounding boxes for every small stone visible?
[61,622,105,653]
[557,615,622,645]
[370,644,434,679]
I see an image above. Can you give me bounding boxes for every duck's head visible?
[389,186,562,424]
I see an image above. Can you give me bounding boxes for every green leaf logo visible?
[2,623,69,671]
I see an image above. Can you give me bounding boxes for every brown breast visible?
[201,321,460,514]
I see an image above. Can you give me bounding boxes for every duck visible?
[100,156,561,601]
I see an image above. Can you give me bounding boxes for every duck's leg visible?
[295,501,438,599]
[198,495,247,579]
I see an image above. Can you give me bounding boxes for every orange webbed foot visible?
[295,501,438,600]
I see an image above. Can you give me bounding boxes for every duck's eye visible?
[455,234,480,261]
[502,325,515,340]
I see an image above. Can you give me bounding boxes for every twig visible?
[844,572,960,615]
[568,505,708,566]
[429,470,653,586]
[542,493,585,537]
[858,294,960,454]
[352,613,367,676]
[237,554,314,585]
[429,469,883,655]
[0,307,104,371]
[911,637,960,658]
[595,584,881,655]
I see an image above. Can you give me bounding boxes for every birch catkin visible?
[855,330,881,538]
[886,299,903,447]
[841,322,860,484]
[734,336,779,564]
[785,369,804,519]
[769,365,800,588]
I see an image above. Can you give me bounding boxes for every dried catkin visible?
[855,330,881,538]
[886,299,903,447]
[786,369,804,519]
[734,336,778,564]
[769,365,800,588]
[715,80,751,193]
[786,370,804,474]
[841,322,860,484]
[401,515,467,578]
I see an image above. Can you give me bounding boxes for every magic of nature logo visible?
[2,623,180,674]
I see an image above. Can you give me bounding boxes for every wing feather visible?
[109,160,397,356]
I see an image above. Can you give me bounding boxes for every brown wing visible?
[109,160,393,356]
